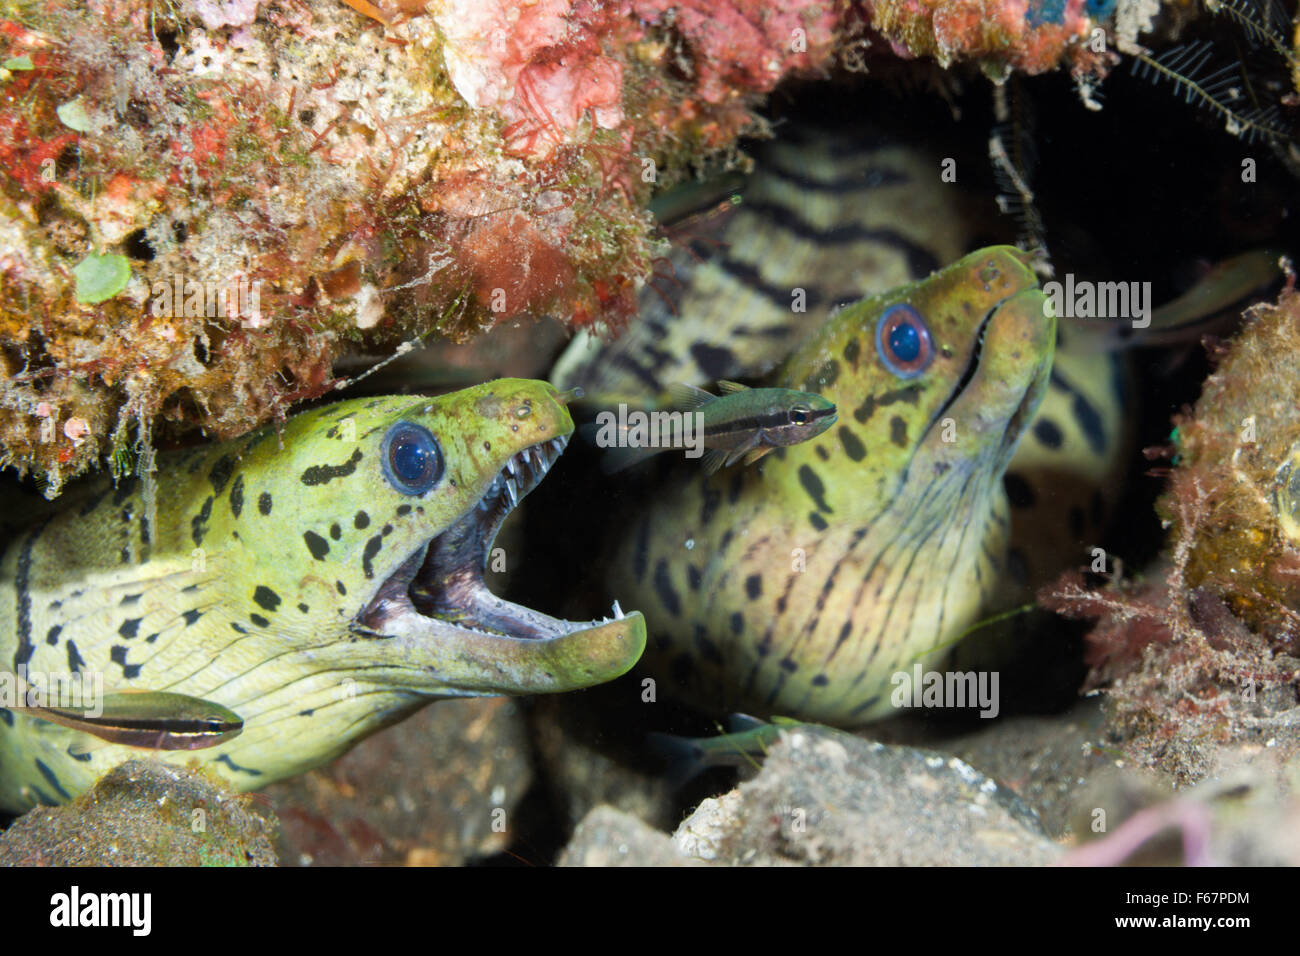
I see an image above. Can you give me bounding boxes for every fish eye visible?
[790,404,811,425]
[381,422,444,496]
[875,304,934,379]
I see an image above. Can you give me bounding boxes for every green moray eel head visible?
[615,248,1054,726]
[0,380,648,809]
[784,245,1054,512]
[221,379,646,699]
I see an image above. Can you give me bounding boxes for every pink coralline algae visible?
[430,0,577,112]
[501,55,625,158]
[427,0,848,159]
[430,0,628,159]
[632,0,841,104]
[191,0,263,31]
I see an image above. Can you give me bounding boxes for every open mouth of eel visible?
[357,435,641,651]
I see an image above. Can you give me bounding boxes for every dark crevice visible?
[122,228,155,261]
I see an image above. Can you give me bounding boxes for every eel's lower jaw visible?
[356,434,647,694]
[997,373,1042,458]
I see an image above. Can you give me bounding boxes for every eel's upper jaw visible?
[356,433,647,695]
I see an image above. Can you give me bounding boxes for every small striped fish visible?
[584,381,837,473]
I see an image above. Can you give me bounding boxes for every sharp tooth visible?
[506,457,518,478]
[611,599,623,620]
[505,477,519,507]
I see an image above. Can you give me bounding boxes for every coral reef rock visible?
[873,699,1123,839]
[0,759,278,866]
[1044,281,1300,782]
[562,724,1061,865]
[558,804,695,866]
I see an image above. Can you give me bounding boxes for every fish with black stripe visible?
[583,381,838,474]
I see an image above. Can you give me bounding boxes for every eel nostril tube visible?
[553,386,585,406]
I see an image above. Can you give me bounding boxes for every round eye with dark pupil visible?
[876,304,934,379]
[889,323,921,362]
[393,438,429,480]
[381,422,444,496]
[790,407,810,425]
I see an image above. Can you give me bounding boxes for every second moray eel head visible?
[616,247,1053,724]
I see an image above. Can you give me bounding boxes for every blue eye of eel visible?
[876,304,935,378]
[382,422,444,495]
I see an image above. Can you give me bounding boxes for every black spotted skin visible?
[0,381,646,810]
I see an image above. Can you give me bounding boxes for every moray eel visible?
[0,380,645,811]
[603,248,1052,723]
[554,125,1129,724]
[556,125,1128,598]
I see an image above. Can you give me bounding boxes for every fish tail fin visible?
[579,419,676,474]
[727,713,770,733]
[597,443,660,474]
[647,731,709,788]
[700,448,730,474]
